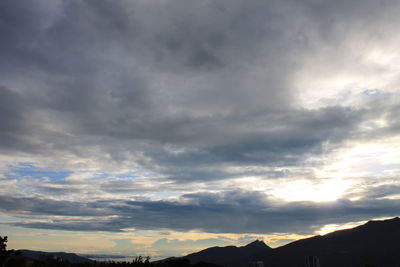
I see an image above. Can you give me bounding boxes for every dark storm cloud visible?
[2,191,400,234]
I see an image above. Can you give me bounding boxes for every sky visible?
[1,0,400,260]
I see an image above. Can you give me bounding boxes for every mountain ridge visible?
[163,217,400,267]
[11,217,400,267]
[182,239,271,266]
[18,249,93,263]
[257,217,400,267]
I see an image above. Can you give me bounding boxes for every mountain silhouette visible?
[9,217,400,267]
[182,240,271,266]
[164,217,400,267]
[258,217,400,267]
[18,249,93,263]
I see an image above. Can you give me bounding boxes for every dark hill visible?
[259,217,400,267]
[183,240,271,266]
[160,217,400,267]
[18,249,93,263]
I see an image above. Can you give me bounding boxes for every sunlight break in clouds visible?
[270,178,355,202]
[0,0,400,258]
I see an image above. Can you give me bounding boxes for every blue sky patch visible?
[5,162,71,181]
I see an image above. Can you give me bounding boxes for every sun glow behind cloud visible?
[270,178,354,202]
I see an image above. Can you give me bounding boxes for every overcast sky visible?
[1,0,400,259]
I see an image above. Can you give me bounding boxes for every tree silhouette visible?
[0,236,7,252]
[0,236,8,266]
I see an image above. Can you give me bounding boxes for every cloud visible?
[0,0,400,240]
[2,190,400,235]
[0,0,366,162]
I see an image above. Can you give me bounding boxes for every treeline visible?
[1,256,222,267]
[0,236,222,267]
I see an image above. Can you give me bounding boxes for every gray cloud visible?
[0,0,387,165]
[0,195,106,217]
[2,191,400,235]
[1,0,400,237]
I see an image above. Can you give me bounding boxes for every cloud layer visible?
[1,0,400,247]
[2,190,400,235]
